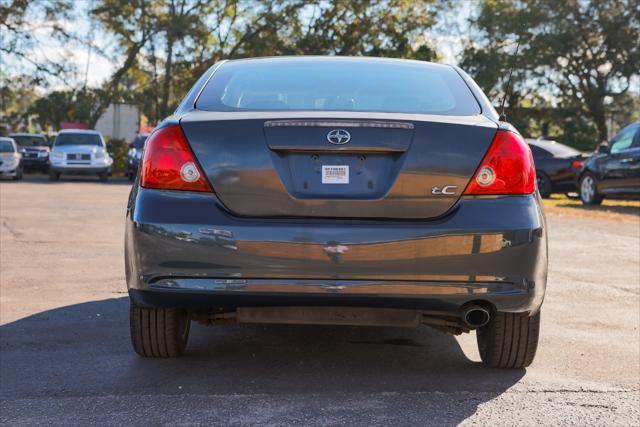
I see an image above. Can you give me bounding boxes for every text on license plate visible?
[322,165,349,184]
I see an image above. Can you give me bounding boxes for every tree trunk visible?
[88,40,147,128]
[586,95,609,146]
[593,107,608,144]
[160,34,174,118]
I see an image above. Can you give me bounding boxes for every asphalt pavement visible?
[1,176,639,425]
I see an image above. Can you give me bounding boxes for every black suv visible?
[578,122,640,204]
[9,133,50,172]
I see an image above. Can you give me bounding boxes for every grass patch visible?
[542,194,640,221]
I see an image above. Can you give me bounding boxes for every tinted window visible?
[529,145,551,157]
[0,140,15,153]
[610,124,638,154]
[197,58,481,115]
[529,139,582,158]
[11,135,47,147]
[55,133,102,146]
[132,135,148,149]
[540,142,581,157]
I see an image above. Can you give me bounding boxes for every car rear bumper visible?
[51,165,111,174]
[126,188,547,315]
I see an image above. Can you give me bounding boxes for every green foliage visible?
[460,0,640,149]
[88,0,441,123]
[106,138,129,174]
[0,75,38,131]
[27,89,99,130]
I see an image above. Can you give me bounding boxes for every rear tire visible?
[579,172,603,205]
[536,172,552,198]
[476,311,540,368]
[49,170,60,181]
[130,300,190,358]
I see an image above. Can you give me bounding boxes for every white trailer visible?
[95,103,140,142]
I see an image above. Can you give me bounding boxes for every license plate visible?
[322,165,349,184]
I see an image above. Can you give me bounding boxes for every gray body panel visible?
[125,188,546,314]
[181,112,497,219]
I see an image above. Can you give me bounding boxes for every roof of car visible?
[9,133,46,137]
[224,55,455,70]
[0,137,15,142]
[57,129,102,135]
[526,138,582,157]
[526,138,563,148]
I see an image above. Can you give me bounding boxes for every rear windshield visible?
[55,133,102,146]
[532,141,581,157]
[0,140,15,153]
[11,135,47,146]
[196,58,481,116]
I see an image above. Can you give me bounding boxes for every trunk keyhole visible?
[357,155,366,175]
[311,154,320,173]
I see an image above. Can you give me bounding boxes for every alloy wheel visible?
[581,175,595,202]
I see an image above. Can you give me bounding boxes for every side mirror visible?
[597,143,609,154]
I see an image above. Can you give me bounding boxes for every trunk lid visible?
[180,111,497,219]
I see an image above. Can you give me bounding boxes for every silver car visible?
[49,130,113,182]
[0,137,23,180]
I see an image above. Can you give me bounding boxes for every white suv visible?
[49,130,113,182]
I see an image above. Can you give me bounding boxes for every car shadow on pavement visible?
[0,297,525,424]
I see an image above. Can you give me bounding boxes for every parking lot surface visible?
[1,177,639,425]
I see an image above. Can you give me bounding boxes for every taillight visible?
[571,159,584,169]
[464,130,536,195]
[140,125,212,192]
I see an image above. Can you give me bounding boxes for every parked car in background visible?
[0,137,23,180]
[526,138,588,198]
[49,130,113,182]
[578,122,640,204]
[126,133,149,181]
[126,57,546,368]
[9,133,50,172]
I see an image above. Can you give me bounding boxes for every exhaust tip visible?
[461,305,491,329]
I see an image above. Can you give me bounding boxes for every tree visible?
[88,0,162,127]
[29,88,99,129]
[4,0,443,131]
[0,0,74,80]
[113,0,441,120]
[0,75,38,132]
[461,0,640,148]
[290,0,439,59]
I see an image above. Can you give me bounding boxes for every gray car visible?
[126,57,546,368]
